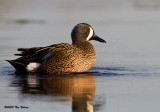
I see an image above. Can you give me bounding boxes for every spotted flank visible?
[7,23,106,73]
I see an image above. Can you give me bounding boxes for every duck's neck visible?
[72,41,96,54]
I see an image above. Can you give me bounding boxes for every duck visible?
[7,23,106,74]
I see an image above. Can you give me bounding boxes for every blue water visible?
[1,0,160,112]
[0,65,160,112]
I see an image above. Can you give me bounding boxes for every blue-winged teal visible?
[7,23,106,73]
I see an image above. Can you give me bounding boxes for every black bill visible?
[89,34,106,43]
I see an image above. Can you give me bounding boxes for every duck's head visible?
[71,23,106,44]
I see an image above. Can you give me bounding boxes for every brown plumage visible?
[7,23,106,74]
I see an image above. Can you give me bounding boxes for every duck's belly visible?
[72,58,96,72]
[39,55,96,74]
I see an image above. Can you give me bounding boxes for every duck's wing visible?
[14,43,62,56]
[7,43,68,72]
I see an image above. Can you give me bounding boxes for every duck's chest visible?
[72,43,96,71]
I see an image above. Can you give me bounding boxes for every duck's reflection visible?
[12,72,96,112]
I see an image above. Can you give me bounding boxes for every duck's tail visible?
[6,60,26,72]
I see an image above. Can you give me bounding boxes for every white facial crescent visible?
[86,27,94,41]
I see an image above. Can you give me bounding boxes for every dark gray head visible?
[71,23,106,44]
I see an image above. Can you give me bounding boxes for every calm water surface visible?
[0,0,160,112]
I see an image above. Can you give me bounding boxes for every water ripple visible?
[0,66,15,80]
[91,66,160,77]
[0,65,160,79]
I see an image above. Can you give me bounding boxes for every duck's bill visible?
[90,34,106,43]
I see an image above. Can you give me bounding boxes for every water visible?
[0,0,160,112]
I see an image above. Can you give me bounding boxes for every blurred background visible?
[0,0,160,112]
[0,0,160,67]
